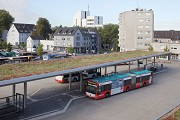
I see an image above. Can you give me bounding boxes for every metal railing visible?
[0,93,24,118]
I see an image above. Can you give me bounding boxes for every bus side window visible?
[136,77,140,83]
[142,75,150,81]
[104,84,111,91]
[100,86,105,92]
[124,79,131,86]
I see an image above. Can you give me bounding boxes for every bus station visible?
[0,52,171,118]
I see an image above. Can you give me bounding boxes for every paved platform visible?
[1,90,84,120]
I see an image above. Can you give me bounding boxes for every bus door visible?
[111,79,121,95]
[131,75,136,90]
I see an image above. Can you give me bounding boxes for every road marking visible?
[30,88,42,97]
[27,89,80,104]
[27,96,38,102]
[154,69,168,75]
[22,96,85,120]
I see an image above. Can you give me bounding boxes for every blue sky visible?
[0,0,180,30]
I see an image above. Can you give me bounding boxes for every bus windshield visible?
[86,85,97,94]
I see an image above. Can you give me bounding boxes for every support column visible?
[114,65,117,73]
[24,82,27,108]
[129,62,131,72]
[68,73,72,90]
[12,84,16,104]
[105,67,107,76]
[137,60,140,70]
[146,58,147,65]
[80,72,83,92]
[153,57,156,66]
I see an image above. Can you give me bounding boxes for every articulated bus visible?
[85,70,153,99]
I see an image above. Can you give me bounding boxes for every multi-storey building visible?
[153,30,180,60]
[7,23,35,46]
[53,27,100,53]
[73,10,103,28]
[118,8,154,52]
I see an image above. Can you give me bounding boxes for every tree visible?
[0,10,14,37]
[19,43,26,50]
[0,40,7,49]
[7,42,12,52]
[33,18,52,39]
[98,24,119,51]
[67,46,74,54]
[148,45,154,51]
[164,45,170,52]
[36,43,43,57]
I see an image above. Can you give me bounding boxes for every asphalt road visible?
[43,63,180,120]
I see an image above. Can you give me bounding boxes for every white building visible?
[73,11,90,27]
[86,16,103,28]
[7,23,35,46]
[73,10,103,28]
[153,30,180,60]
[118,8,154,52]
[40,40,54,51]
[26,35,44,52]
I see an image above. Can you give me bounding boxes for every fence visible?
[0,93,24,118]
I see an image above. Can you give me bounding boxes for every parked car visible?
[150,66,157,72]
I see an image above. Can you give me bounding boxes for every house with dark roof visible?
[153,30,180,60]
[7,23,35,46]
[53,27,100,53]
[26,35,44,52]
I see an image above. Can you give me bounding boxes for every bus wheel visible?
[126,87,129,92]
[143,83,146,87]
[73,78,77,82]
[105,93,110,98]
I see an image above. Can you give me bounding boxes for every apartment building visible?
[7,23,35,46]
[118,8,154,52]
[73,10,103,28]
[53,27,100,53]
[153,30,180,60]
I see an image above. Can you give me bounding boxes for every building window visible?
[145,31,151,34]
[67,38,70,41]
[145,26,150,28]
[76,42,80,46]
[76,36,80,41]
[137,37,143,40]
[138,19,144,22]
[146,19,151,22]
[138,31,143,34]
[138,26,143,28]
[146,13,151,16]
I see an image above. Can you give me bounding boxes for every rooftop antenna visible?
[136,1,139,8]
[88,4,90,12]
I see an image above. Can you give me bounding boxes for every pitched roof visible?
[29,35,44,40]
[53,27,79,36]
[154,30,180,40]
[14,23,35,33]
